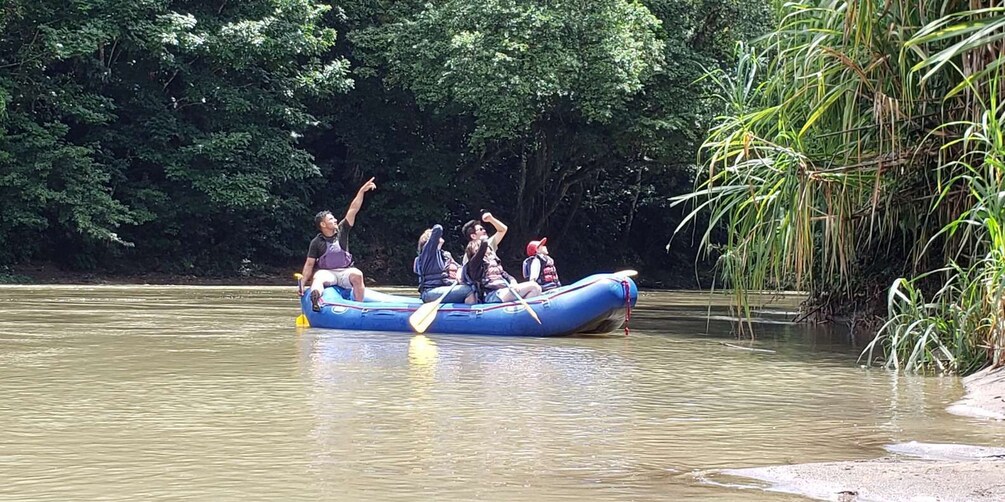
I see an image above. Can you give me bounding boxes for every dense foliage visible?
[675,1,1005,372]
[0,0,770,285]
[1,0,350,271]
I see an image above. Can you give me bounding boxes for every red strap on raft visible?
[622,278,632,336]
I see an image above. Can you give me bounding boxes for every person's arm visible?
[301,257,317,288]
[482,212,508,248]
[301,237,325,289]
[343,177,377,227]
[528,258,542,282]
[302,237,324,285]
[416,225,445,276]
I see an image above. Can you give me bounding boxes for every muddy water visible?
[0,286,1001,500]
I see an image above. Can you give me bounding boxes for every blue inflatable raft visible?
[298,272,638,336]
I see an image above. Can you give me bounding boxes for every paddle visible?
[296,313,310,328]
[614,269,638,278]
[409,283,458,334]
[294,273,310,328]
[506,283,542,324]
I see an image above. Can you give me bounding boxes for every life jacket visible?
[414,251,461,292]
[461,239,511,301]
[481,254,511,291]
[522,254,561,291]
[443,251,461,280]
[316,233,353,270]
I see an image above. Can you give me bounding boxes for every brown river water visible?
[1,286,1003,500]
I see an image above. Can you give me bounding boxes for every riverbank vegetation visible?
[0,0,770,288]
[675,1,1005,374]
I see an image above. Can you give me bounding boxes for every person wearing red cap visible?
[522,237,562,292]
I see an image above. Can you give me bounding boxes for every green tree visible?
[352,0,665,239]
[0,0,350,270]
[325,0,770,282]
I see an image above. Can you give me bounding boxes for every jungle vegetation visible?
[0,0,769,287]
[675,0,1005,373]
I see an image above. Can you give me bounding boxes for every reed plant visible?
[676,1,1005,373]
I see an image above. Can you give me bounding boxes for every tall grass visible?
[676,1,1005,373]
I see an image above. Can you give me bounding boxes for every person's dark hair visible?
[462,219,479,240]
[314,210,332,229]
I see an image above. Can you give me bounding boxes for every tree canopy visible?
[0,0,769,285]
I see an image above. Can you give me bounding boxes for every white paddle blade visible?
[614,269,638,278]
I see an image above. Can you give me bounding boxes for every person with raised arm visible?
[414,224,476,304]
[462,236,542,303]
[460,211,508,264]
[301,177,376,310]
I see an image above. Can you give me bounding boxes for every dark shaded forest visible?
[0,0,770,286]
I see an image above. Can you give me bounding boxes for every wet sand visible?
[722,366,1005,501]
[947,366,1005,421]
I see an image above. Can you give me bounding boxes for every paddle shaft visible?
[506,284,542,324]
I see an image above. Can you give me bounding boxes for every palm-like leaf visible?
[676,0,1005,372]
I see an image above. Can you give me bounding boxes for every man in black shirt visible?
[301,177,377,310]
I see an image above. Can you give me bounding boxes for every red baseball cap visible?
[526,237,547,256]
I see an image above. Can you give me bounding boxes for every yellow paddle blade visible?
[293,273,303,280]
[296,314,310,327]
[409,283,459,333]
[409,301,441,334]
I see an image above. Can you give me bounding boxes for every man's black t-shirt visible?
[307,219,352,262]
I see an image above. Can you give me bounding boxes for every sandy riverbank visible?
[946,365,1005,421]
[721,366,1005,501]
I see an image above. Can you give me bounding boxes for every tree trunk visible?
[622,164,643,240]
[555,183,584,245]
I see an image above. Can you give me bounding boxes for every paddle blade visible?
[409,283,459,333]
[409,301,440,333]
[511,291,542,325]
[526,305,542,324]
[296,314,310,327]
[614,269,638,277]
